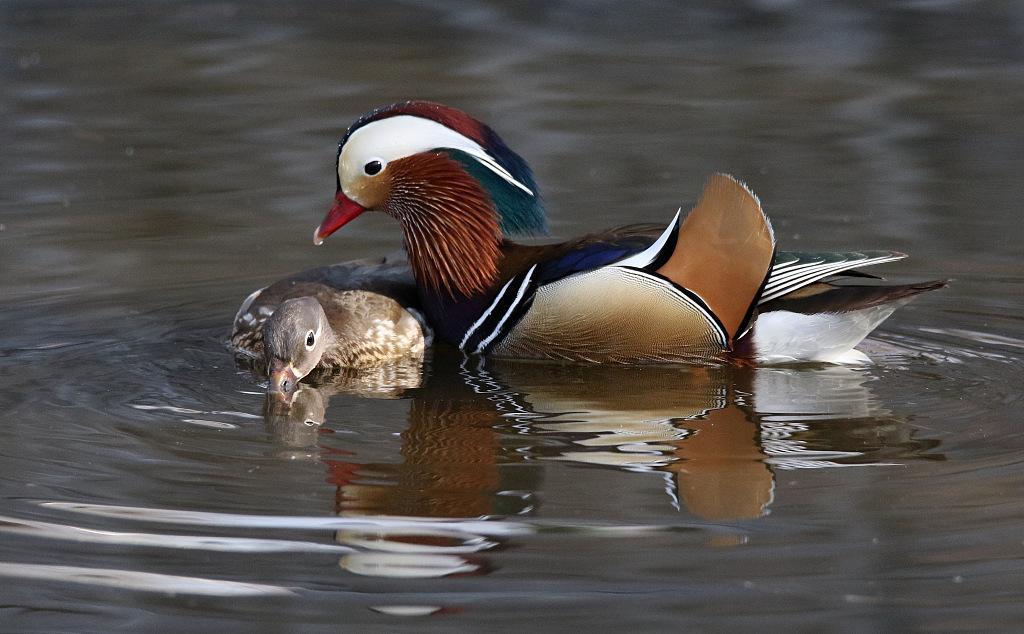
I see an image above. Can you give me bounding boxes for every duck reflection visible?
[257,354,513,578]
[260,350,942,577]
[494,360,941,519]
[262,385,329,458]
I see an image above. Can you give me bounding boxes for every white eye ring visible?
[363,158,385,176]
[305,330,315,350]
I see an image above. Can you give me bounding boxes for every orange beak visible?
[314,191,366,245]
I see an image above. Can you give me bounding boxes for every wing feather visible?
[760,251,906,303]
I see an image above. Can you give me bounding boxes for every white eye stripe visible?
[340,115,534,198]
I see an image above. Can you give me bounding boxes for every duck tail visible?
[739,279,948,364]
[759,279,948,315]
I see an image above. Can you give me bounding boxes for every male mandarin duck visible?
[312,100,944,365]
[230,257,428,394]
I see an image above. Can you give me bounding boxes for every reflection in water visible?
[489,360,941,520]
[340,552,487,579]
[239,354,425,399]
[261,352,942,578]
[263,386,327,455]
[257,359,424,457]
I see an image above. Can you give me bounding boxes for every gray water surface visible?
[2,2,1023,631]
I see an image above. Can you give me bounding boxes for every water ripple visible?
[40,501,533,538]
[38,501,733,538]
[0,563,293,597]
[0,515,350,554]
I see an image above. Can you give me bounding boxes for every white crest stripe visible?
[341,116,534,203]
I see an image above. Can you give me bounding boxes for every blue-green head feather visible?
[443,148,547,237]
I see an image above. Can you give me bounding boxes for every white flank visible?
[752,305,902,364]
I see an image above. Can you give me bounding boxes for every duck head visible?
[262,297,334,397]
[314,101,546,297]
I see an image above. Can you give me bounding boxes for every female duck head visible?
[262,297,332,395]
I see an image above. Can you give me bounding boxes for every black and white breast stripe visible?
[459,213,691,355]
[458,213,686,355]
[459,264,539,354]
[759,253,906,304]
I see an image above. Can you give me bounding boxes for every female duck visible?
[230,258,427,394]
[312,101,944,364]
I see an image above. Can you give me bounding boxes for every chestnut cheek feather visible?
[385,153,502,298]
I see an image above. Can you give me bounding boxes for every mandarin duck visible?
[230,257,429,394]
[313,101,944,364]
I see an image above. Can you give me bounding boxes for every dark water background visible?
[2,1,1023,631]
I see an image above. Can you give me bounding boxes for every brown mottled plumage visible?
[259,290,424,394]
[229,257,428,394]
[315,290,425,367]
[230,256,420,354]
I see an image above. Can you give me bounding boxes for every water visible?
[2,1,1023,630]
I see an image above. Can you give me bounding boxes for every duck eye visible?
[305,331,315,348]
[363,160,382,176]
